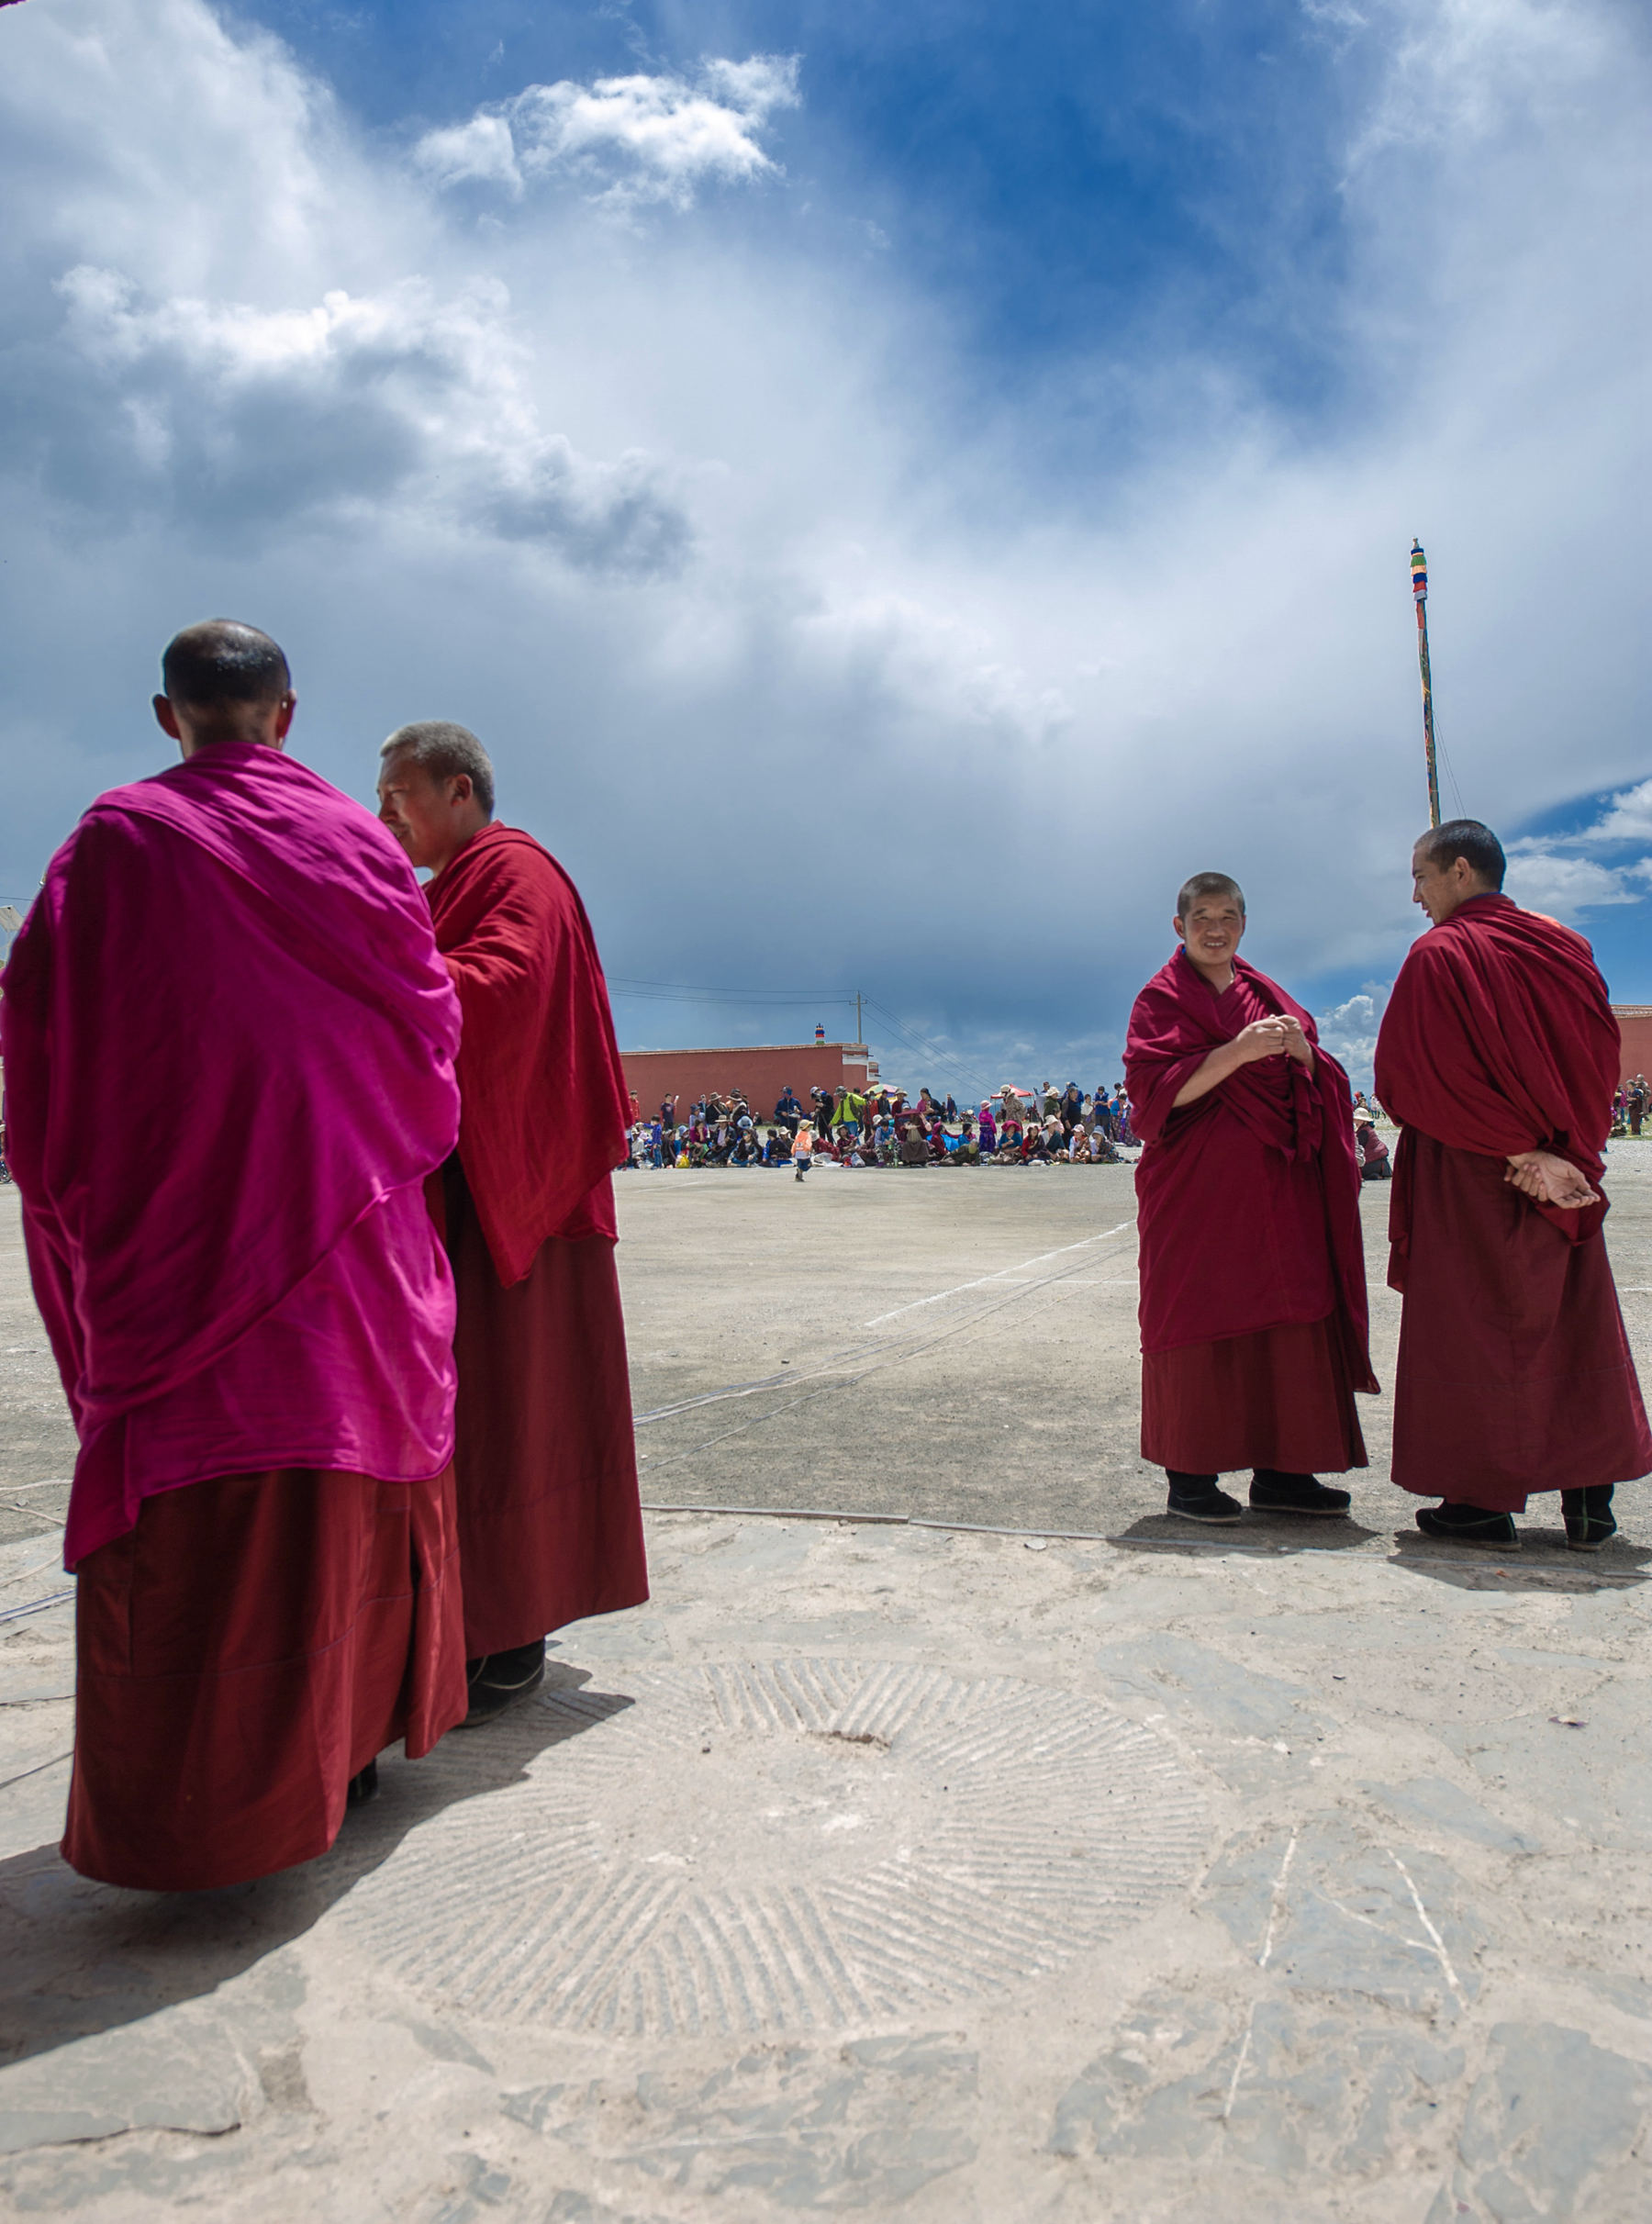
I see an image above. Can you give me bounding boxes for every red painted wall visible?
[1614,1008,1652,1084]
[620,1044,875,1120]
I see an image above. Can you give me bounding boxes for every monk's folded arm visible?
[1171,1038,1247,1109]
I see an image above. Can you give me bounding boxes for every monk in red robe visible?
[1125,872,1378,1524]
[376,722,649,1721]
[1374,819,1651,1549]
[1,622,467,1891]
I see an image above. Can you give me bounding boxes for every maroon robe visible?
[65,1464,464,1892]
[1374,894,1651,1509]
[1125,949,1376,1475]
[426,823,649,1656]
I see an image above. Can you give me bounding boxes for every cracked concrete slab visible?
[2,1154,1651,2219]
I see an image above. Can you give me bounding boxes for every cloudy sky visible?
[2,0,1647,1093]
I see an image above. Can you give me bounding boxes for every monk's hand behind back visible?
[1504,1148,1599,1210]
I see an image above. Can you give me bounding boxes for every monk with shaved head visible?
[1375,820,1650,1548]
[2,621,468,1889]
[1124,872,1377,1524]
[376,721,647,1723]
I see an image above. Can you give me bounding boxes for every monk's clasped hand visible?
[1234,1017,1293,1062]
[1504,1149,1599,1210]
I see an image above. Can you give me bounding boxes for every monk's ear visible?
[153,694,184,743]
[1173,917,1187,943]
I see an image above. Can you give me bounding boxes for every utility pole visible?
[1411,539,1442,829]
[855,991,863,1046]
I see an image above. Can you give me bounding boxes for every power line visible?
[860,997,998,1099]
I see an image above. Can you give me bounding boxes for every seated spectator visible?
[1089,1123,1121,1164]
[899,1122,930,1167]
[1354,1108,1391,1180]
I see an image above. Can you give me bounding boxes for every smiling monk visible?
[376,723,648,1720]
[1124,872,1377,1525]
[1374,820,1650,1548]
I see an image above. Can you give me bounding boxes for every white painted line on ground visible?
[862,1222,1135,1327]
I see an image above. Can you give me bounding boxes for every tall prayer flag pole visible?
[1411,538,1441,829]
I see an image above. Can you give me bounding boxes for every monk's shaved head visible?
[1412,819,1505,890]
[162,620,291,710]
[1176,871,1245,921]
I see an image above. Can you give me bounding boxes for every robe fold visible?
[1,742,467,1888]
[1374,894,1651,1508]
[1125,949,1376,1476]
[65,1463,465,1892]
[425,823,648,1656]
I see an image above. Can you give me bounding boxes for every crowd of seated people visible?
[617,1072,1411,1177]
[620,1078,1145,1171]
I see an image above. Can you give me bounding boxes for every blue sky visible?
[2,0,1648,1090]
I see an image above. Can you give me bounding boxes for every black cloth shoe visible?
[1415,1502,1519,1548]
[1249,1470,1352,1517]
[460,1637,547,1727]
[1561,1484,1617,1553]
[346,1758,379,1807]
[1166,1472,1244,1525]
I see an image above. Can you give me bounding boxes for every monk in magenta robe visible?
[1374,819,1651,1548]
[376,722,648,1722]
[1,622,467,1891]
[1125,871,1378,1524]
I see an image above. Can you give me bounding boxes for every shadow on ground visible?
[1111,1514,1383,1556]
[1385,1530,1652,1593]
[0,1665,629,2073]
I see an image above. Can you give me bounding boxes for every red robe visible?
[1125,949,1376,1475]
[426,823,649,1655]
[65,1464,463,1891]
[1374,894,1651,1508]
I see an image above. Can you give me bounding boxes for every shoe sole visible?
[1249,1503,1352,1518]
[1417,1528,1520,1548]
[1566,1533,1614,1553]
[1167,1510,1244,1526]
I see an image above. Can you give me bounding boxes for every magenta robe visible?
[2,743,467,1888]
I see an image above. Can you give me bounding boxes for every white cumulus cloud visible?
[414,56,800,211]
[1315,987,1392,1088]
[17,263,690,573]
[1501,851,1646,920]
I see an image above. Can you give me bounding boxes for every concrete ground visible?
[2,1148,1652,2221]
